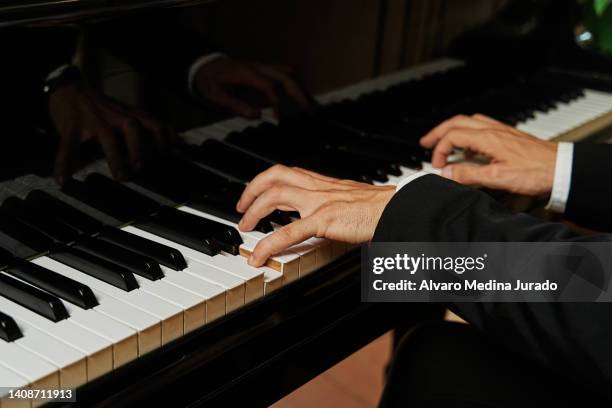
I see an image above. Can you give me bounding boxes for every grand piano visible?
[0,0,611,407]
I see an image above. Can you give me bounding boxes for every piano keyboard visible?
[184,58,612,185]
[2,58,612,406]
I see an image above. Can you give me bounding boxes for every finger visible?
[441,163,495,187]
[292,167,365,189]
[237,165,313,212]
[137,115,168,152]
[103,101,168,152]
[53,132,78,186]
[248,217,319,266]
[253,64,310,107]
[95,125,126,180]
[471,113,505,126]
[238,185,312,231]
[210,88,260,119]
[431,128,497,168]
[420,114,499,149]
[119,119,144,169]
[238,71,281,116]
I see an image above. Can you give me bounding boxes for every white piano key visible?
[263,269,283,293]
[130,274,207,333]
[33,257,182,346]
[0,332,59,391]
[0,364,29,399]
[159,266,226,322]
[9,321,86,388]
[32,257,162,356]
[121,226,245,311]
[180,252,265,304]
[516,89,612,141]
[0,296,113,381]
[238,237,301,280]
[60,303,138,368]
[175,206,302,280]
[179,261,245,311]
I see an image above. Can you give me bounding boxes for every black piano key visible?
[1,197,80,244]
[0,311,22,342]
[155,207,242,255]
[0,214,55,253]
[133,158,231,204]
[6,259,98,309]
[189,139,274,183]
[188,194,274,234]
[0,272,69,322]
[0,247,14,269]
[189,181,274,233]
[49,244,139,292]
[62,178,134,222]
[267,210,294,226]
[25,190,103,235]
[97,227,187,271]
[85,173,161,215]
[137,215,220,257]
[74,237,164,281]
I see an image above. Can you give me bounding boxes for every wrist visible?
[44,65,83,97]
[189,53,228,96]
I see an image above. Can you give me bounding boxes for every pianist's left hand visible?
[235,165,395,266]
[420,114,556,196]
[49,82,168,184]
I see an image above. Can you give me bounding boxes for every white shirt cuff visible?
[395,170,430,193]
[188,52,227,95]
[545,142,574,213]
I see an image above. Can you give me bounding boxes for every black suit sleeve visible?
[373,174,612,394]
[565,142,612,232]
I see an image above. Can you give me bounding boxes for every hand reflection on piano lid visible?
[1,10,310,185]
[91,10,311,119]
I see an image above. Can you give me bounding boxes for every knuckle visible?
[277,226,293,241]
[485,165,500,179]
[270,164,287,175]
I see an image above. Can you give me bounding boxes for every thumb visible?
[441,163,490,186]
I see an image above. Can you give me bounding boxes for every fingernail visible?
[247,255,257,266]
[236,200,243,212]
[441,166,453,179]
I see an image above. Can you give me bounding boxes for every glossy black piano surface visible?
[0,1,612,406]
[0,0,214,27]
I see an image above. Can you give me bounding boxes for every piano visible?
[0,1,612,407]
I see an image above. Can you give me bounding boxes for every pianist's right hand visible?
[235,165,395,267]
[193,57,310,119]
[49,81,167,185]
[420,114,557,196]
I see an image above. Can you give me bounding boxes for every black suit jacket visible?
[565,143,612,232]
[373,173,612,396]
